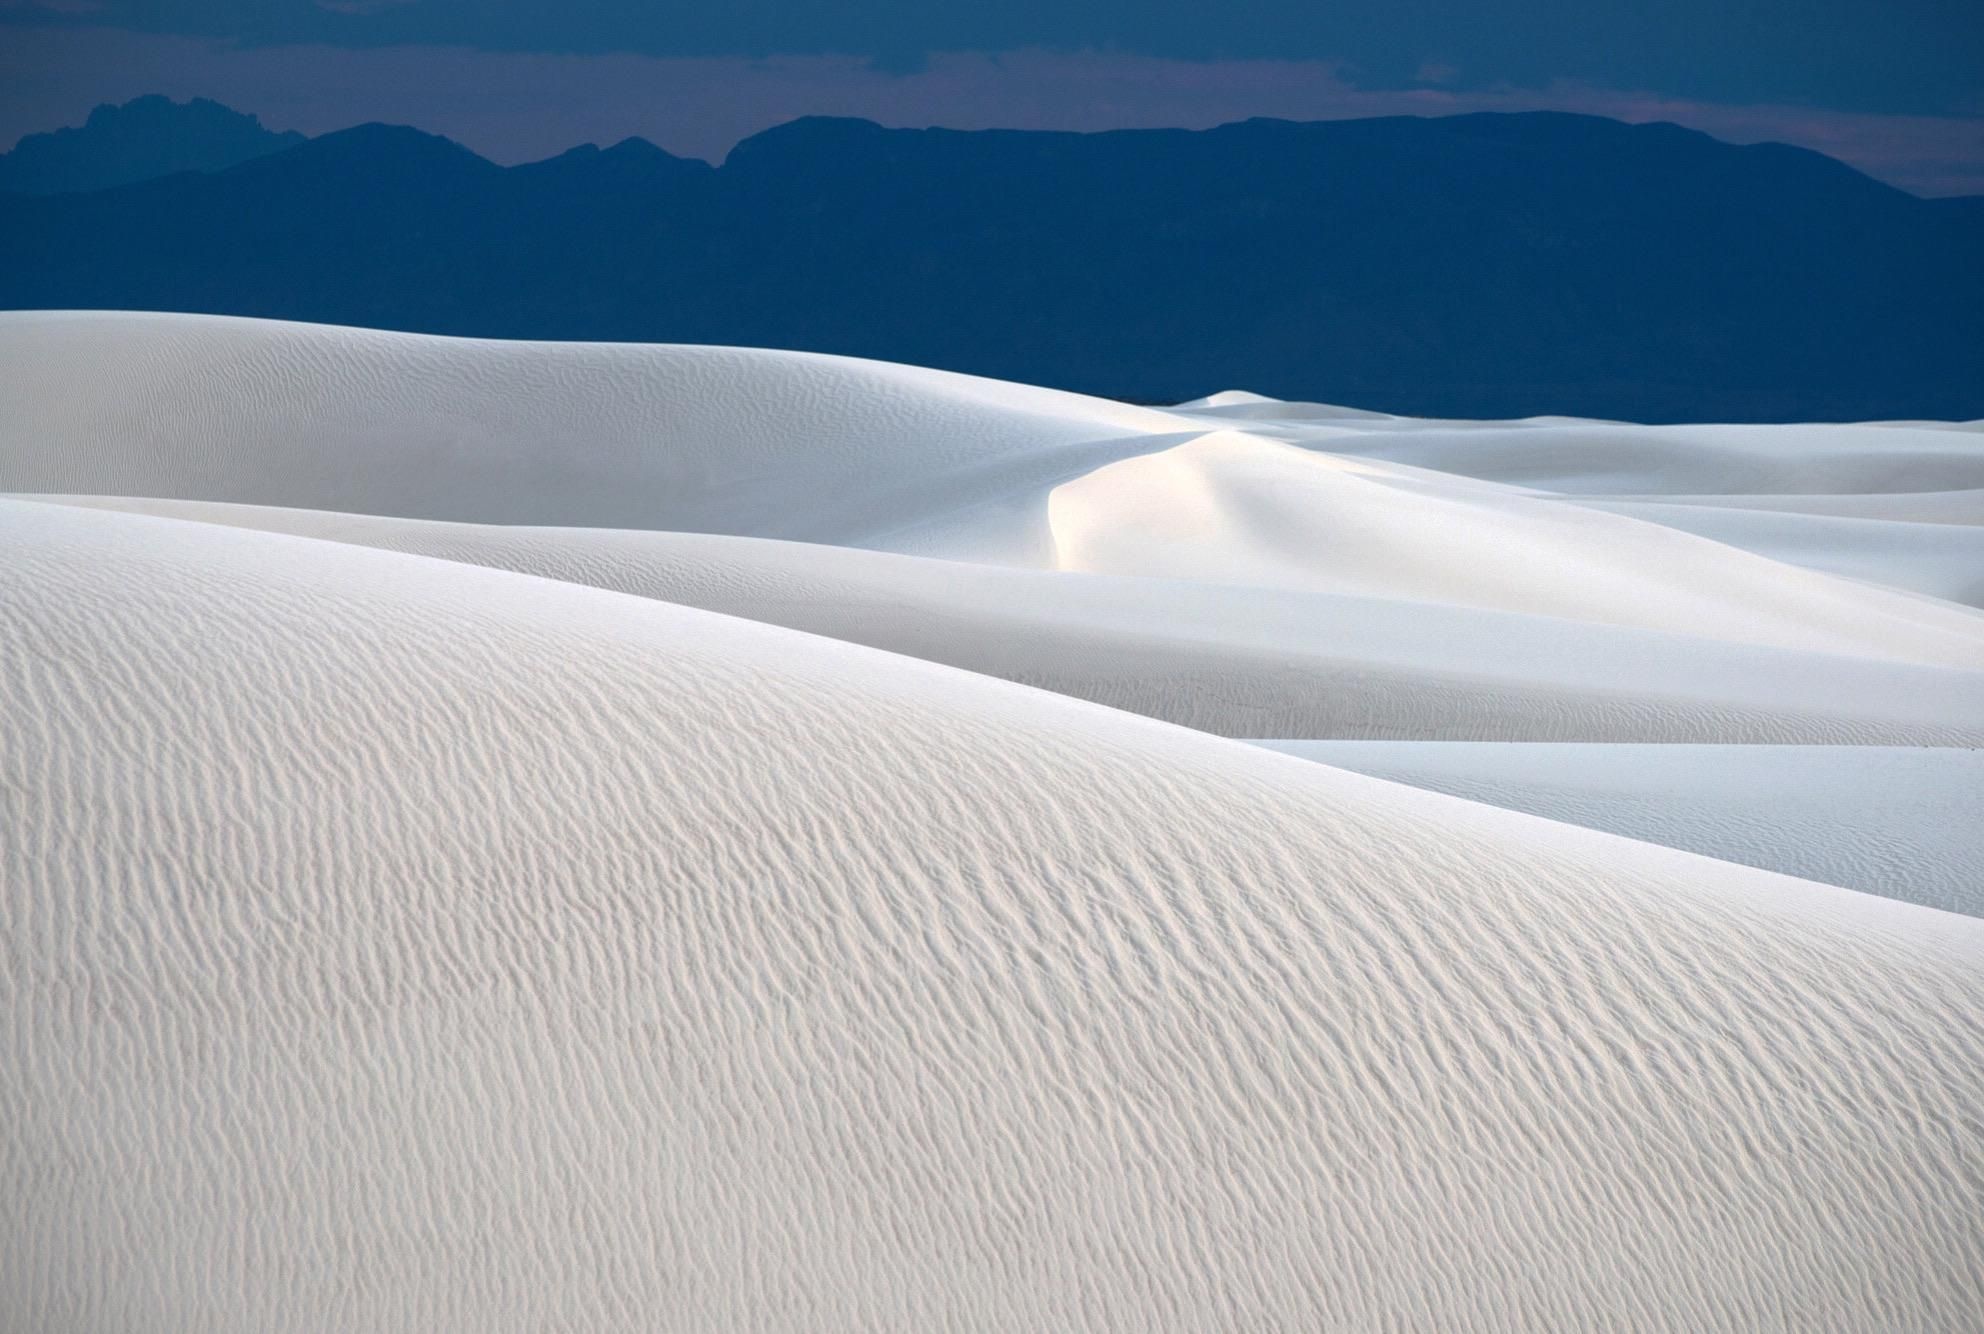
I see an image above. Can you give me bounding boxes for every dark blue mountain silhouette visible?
[4,106,1978,420]
[0,96,305,195]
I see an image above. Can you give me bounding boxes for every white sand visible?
[1041,429,1983,663]
[4,313,1982,1330]
[6,498,1983,1332]
[1261,742,1984,914]
[27,494,1984,745]
[1573,500,1984,606]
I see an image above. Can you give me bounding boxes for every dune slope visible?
[1263,742,1984,914]
[5,312,1983,749]
[0,310,1183,543]
[5,498,1982,1332]
[5,312,1981,674]
[29,494,1984,745]
[1043,429,1984,664]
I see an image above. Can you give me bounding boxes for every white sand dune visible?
[0,309,1185,545]
[1041,430,1984,663]
[1574,499,1984,606]
[28,493,1984,745]
[1591,487,1984,525]
[5,499,1982,1332]
[1262,742,1984,914]
[5,311,1982,674]
[5,314,1984,1330]
[1257,417,1984,497]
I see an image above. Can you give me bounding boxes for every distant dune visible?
[4,313,1981,1330]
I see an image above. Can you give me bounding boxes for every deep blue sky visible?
[6,0,1981,191]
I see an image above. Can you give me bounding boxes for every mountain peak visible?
[270,123,497,175]
[724,116,889,163]
[0,95,305,195]
[510,135,712,183]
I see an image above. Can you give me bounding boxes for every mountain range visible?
[3,97,1978,420]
